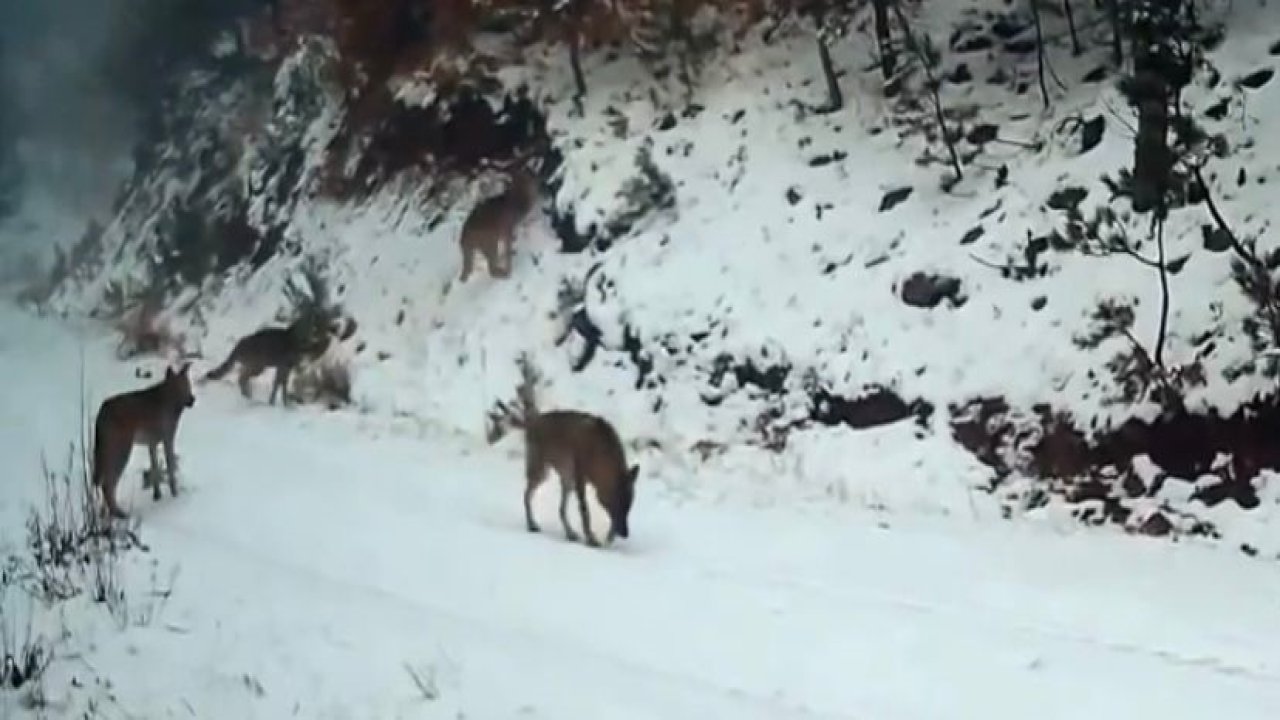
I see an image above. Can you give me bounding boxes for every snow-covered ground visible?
[5,303,1280,718]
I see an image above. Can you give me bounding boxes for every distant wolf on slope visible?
[203,319,330,406]
[488,355,639,547]
[93,363,196,520]
[457,143,547,283]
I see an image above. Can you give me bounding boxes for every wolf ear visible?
[165,366,175,380]
[626,464,639,484]
[179,362,191,376]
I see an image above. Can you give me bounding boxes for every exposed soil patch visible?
[949,393,1280,549]
[900,272,967,309]
[813,387,934,430]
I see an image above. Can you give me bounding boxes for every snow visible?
[7,0,1280,714]
[4,301,1280,718]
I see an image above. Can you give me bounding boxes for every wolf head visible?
[606,464,639,541]
[164,362,195,408]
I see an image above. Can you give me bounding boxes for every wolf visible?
[488,356,639,547]
[457,146,546,282]
[92,363,196,520]
[203,320,329,405]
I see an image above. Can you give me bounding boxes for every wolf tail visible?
[203,349,238,382]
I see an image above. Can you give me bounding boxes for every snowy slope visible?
[5,302,1280,718]
[154,2,1280,548]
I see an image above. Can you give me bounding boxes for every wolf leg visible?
[460,246,475,282]
[163,438,180,497]
[558,480,579,542]
[524,454,548,533]
[576,476,600,547]
[147,443,163,501]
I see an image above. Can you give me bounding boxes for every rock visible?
[785,186,803,205]
[1066,479,1109,503]
[1046,186,1088,212]
[1202,224,1233,253]
[1004,38,1037,54]
[900,272,965,309]
[991,16,1029,40]
[966,123,999,145]
[960,225,985,245]
[954,34,994,52]
[1192,478,1260,509]
[1031,295,1047,311]
[1271,39,1280,56]
[1204,97,1230,120]
[808,151,847,167]
[811,386,933,430]
[1137,511,1174,537]
[656,113,677,131]
[948,64,973,84]
[1082,66,1108,83]
[1080,115,1105,154]
[733,359,791,395]
[1121,469,1147,498]
[1239,68,1274,90]
[879,186,913,212]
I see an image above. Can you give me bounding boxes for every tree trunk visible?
[1130,72,1170,213]
[1062,0,1081,56]
[816,33,843,112]
[1105,0,1124,66]
[568,25,587,109]
[1129,5,1172,216]
[872,0,896,84]
[1153,214,1170,370]
[1031,0,1050,109]
[888,0,962,180]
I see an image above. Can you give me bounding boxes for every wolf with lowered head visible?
[488,354,639,548]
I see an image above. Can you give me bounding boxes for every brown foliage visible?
[332,0,424,94]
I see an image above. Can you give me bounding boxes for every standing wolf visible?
[203,320,330,405]
[456,139,550,283]
[457,163,540,282]
[93,363,196,519]
[488,356,639,547]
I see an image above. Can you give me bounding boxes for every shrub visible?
[103,274,186,361]
[291,351,354,409]
[606,141,677,241]
[283,255,345,342]
[278,256,357,407]
[0,585,52,701]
